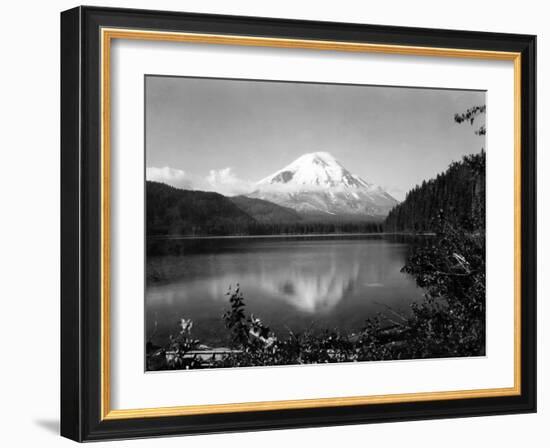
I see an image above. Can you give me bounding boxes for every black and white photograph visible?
[144,76,487,371]
[1,0,542,444]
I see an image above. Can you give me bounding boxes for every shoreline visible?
[148,232,437,240]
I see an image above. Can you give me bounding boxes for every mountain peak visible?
[257,151,365,189]
[298,151,339,164]
[249,152,399,217]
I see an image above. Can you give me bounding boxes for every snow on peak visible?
[297,151,339,165]
[257,152,373,191]
[248,152,399,217]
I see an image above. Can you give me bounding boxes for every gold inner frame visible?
[100,27,522,421]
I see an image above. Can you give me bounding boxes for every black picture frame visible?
[61,5,536,442]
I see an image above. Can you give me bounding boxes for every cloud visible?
[205,167,254,196]
[146,166,193,189]
[146,165,254,196]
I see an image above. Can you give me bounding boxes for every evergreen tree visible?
[384,105,486,233]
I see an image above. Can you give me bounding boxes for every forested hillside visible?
[229,196,302,224]
[147,181,383,237]
[146,181,257,236]
[384,151,485,232]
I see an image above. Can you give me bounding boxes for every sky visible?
[145,75,485,201]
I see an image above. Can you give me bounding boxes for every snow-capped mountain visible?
[247,152,398,217]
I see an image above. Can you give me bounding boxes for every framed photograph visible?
[60,6,536,441]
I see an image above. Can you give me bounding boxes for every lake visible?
[146,235,426,348]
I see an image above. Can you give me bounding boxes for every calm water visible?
[146,235,426,347]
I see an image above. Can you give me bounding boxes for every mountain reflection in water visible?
[146,236,425,347]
